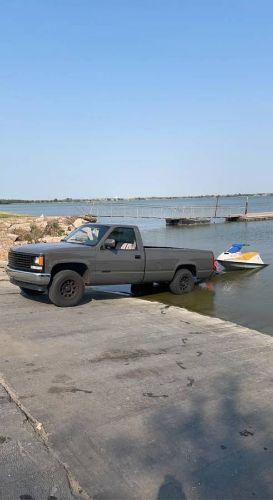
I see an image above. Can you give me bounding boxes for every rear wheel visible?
[48,270,84,307]
[169,269,195,295]
[20,287,45,296]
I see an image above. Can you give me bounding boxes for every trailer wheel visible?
[49,270,84,307]
[169,269,195,294]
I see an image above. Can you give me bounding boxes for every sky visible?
[1,0,273,199]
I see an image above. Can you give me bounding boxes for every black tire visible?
[131,283,154,297]
[20,287,45,296]
[169,269,195,295]
[48,270,84,307]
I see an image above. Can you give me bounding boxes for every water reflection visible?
[145,281,216,316]
[144,263,273,335]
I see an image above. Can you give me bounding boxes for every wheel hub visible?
[60,279,78,298]
[179,276,189,291]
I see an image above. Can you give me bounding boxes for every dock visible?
[165,217,211,226]
[168,212,273,225]
[226,212,273,222]
[86,200,273,226]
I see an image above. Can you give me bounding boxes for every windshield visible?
[64,225,108,246]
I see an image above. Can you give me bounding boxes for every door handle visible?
[135,255,141,259]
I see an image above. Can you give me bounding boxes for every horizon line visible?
[0,192,272,203]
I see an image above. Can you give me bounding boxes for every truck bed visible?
[143,246,214,282]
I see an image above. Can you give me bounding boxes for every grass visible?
[0,211,29,218]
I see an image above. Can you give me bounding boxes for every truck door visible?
[94,227,145,284]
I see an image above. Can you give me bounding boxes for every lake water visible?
[2,196,273,334]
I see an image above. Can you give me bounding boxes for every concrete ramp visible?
[1,283,273,499]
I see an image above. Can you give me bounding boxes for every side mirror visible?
[103,238,116,249]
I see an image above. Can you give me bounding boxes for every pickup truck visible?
[6,223,215,307]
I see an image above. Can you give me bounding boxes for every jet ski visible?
[217,243,268,270]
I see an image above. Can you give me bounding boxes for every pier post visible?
[245,196,249,215]
[214,195,220,218]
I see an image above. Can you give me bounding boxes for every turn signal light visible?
[33,256,44,266]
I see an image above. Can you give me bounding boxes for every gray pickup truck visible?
[7,223,215,307]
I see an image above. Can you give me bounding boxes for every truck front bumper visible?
[6,266,51,290]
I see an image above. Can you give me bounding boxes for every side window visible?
[108,227,137,250]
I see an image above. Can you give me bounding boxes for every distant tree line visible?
[0,193,272,204]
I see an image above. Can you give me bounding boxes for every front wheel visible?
[48,270,84,307]
[169,269,195,295]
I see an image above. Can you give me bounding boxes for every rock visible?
[58,223,69,233]
[60,216,76,226]
[34,220,48,229]
[9,222,32,233]
[0,215,77,260]
[0,222,11,229]
[83,214,97,223]
[7,233,19,242]
[42,236,61,243]
[73,218,85,228]
[0,246,10,260]
[14,241,28,248]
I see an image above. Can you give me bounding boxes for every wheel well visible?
[175,264,196,277]
[51,262,88,279]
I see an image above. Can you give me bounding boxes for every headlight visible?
[31,255,44,270]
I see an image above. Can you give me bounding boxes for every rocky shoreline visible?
[0,214,96,262]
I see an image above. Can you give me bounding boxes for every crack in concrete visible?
[0,374,89,499]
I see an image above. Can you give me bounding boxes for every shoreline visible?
[0,256,268,339]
